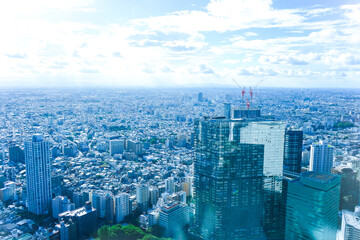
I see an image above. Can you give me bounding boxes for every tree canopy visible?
[97,224,171,240]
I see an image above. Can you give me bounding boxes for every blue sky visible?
[0,0,359,88]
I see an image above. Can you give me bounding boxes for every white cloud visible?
[321,52,360,66]
[305,8,334,17]
[244,32,258,37]
[133,0,303,33]
[342,4,360,25]
[259,53,320,66]
[308,28,340,43]
[0,0,359,88]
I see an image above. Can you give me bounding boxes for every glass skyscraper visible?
[25,135,52,215]
[333,166,360,211]
[193,113,286,239]
[193,117,265,239]
[285,171,340,240]
[283,129,303,175]
[238,120,286,239]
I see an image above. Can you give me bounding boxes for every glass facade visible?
[238,121,286,239]
[283,129,303,174]
[194,119,265,239]
[285,172,340,240]
[193,117,286,239]
[333,166,360,211]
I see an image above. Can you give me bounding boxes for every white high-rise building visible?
[91,190,114,223]
[341,206,360,240]
[165,177,175,193]
[136,184,149,212]
[25,135,52,215]
[310,140,334,174]
[115,193,130,223]
[109,140,124,156]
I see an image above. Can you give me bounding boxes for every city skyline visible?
[0,1,359,238]
[0,0,360,88]
[0,88,359,239]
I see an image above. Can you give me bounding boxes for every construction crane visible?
[232,78,242,89]
[232,78,246,101]
[254,79,264,88]
[249,79,263,101]
[232,78,264,109]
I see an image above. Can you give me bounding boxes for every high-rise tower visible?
[285,172,340,240]
[333,166,360,211]
[193,109,286,239]
[283,129,303,175]
[115,193,131,223]
[193,117,265,239]
[25,135,52,215]
[136,183,149,212]
[238,119,286,239]
[310,141,334,173]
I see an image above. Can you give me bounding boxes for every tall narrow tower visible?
[25,135,52,215]
[310,140,334,173]
[193,118,265,239]
[136,183,149,212]
[115,193,131,223]
[283,129,303,175]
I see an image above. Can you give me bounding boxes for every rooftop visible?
[298,171,340,191]
[343,208,360,229]
[301,171,336,184]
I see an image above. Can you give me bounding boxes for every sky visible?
[0,0,360,88]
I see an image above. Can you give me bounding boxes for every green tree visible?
[141,235,158,240]
[97,224,168,240]
[98,225,111,240]
[109,224,124,239]
[122,225,146,240]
